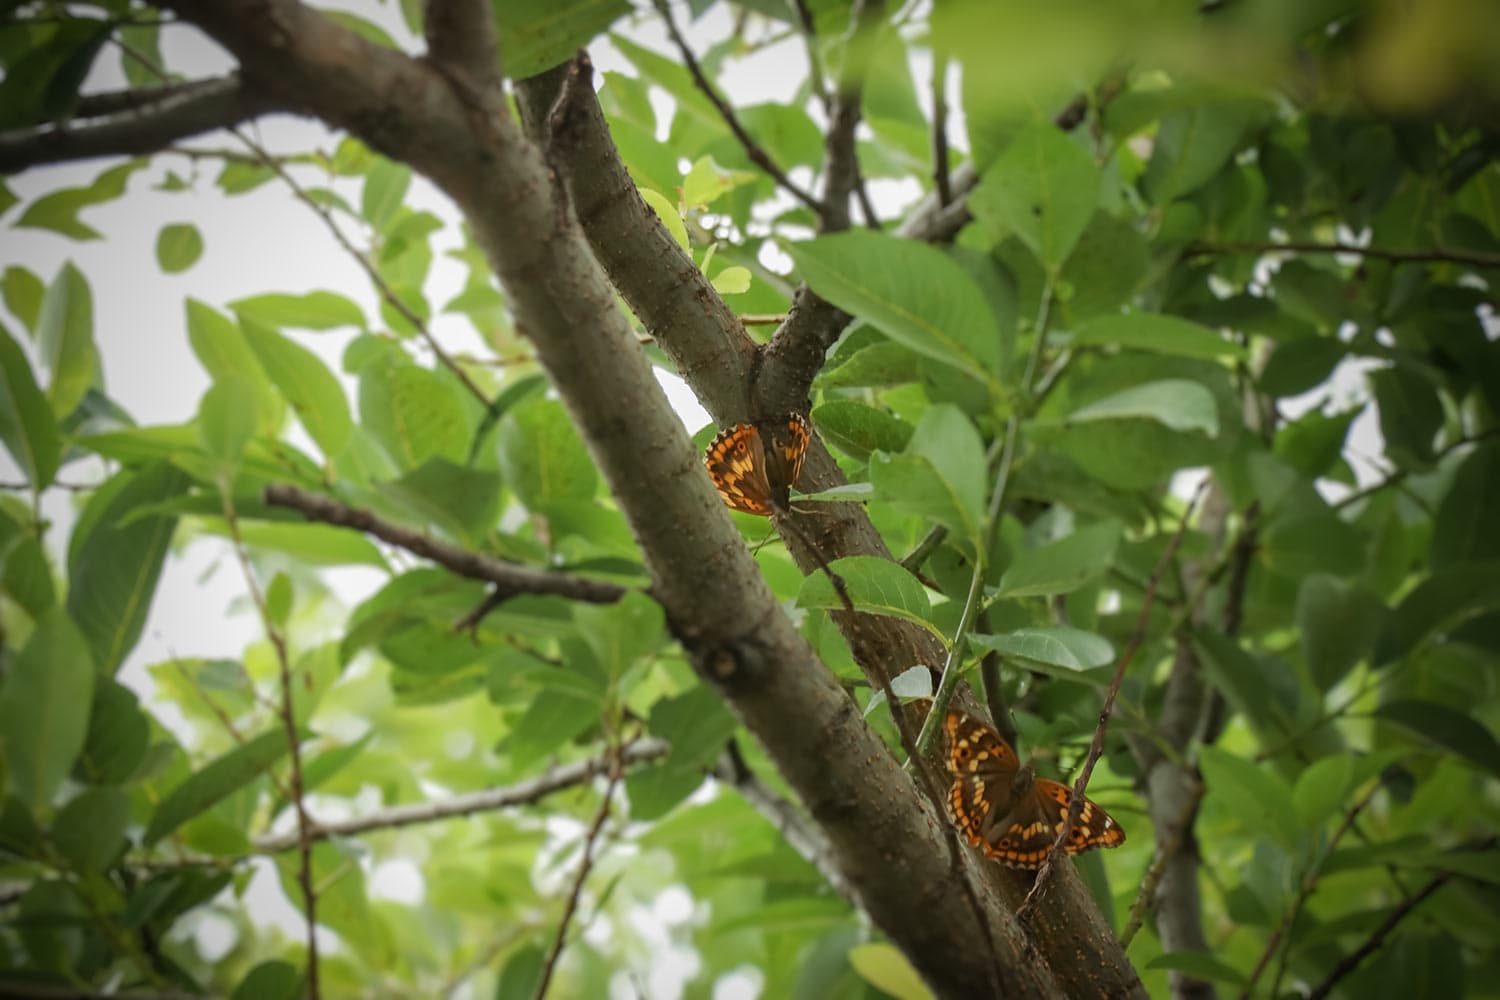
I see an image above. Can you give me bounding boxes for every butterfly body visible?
[704,413,811,517]
[940,706,1124,869]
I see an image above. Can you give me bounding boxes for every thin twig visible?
[253,741,666,853]
[1119,777,1205,948]
[651,0,825,216]
[930,46,952,207]
[1332,430,1499,510]
[1018,481,1208,921]
[1191,239,1500,270]
[263,484,630,605]
[532,745,624,1000]
[790,0,833,112]
[218,490,319,998]
[899,524,948,573]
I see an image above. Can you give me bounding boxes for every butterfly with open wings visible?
[936,704,1125,869]
[703,412,811,517]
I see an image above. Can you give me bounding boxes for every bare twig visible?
[651,0,825,216]
[1018,481,1208,921]
[253,740,667,853]
[219,491,319,998]
[1191,239,1500,270]
[790,0,833,112]
[263,484,630,606]
[930,46,952,207]
[533,745,624,1000]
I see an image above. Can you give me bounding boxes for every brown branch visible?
[219,492,319,998]
[253,740,667,853]
[790,0,833,112]
[533,745,623,1000]
[818,0,883,233]
[650,0,826,217]
[930,46,952,207]
[0,74,276,173]
[421,0,502,86]
[263,484,630,605]
[1018,481,1208,921]
[1191,239,1500,270]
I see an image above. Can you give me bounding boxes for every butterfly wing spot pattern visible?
[704,413,811,517]
[939,705,1124,869]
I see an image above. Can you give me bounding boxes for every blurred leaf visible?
[497,397,598,509]
[1066,379,1219,436]
[969,626,1114,671]
[1292,755,1353,829]
[1145,952,1248,987]
[1072,312,1247,361]
[240,317,353,457]
[811,400,914,460]
[233,961,303,1000]
[494,0,632,79]
[144,728,292,845]
[1431,442,1500,570]
[575,591,663,679]
[1370,366,1443,470]
[641,187,689,251]
[230,291,365,331]
[377,457,503,542]
[1142,96,1270,205]
[848,942,935,1000]
[155,223,203,273]
[1199,746,1300,850]
[1374,564,1500,665]
[0,610,94,813]
[1297,574,1384,691]
[197,519,387,569]
[51,788,128,873]
[197,375,259,467]
[360,157,411,231]
[495,944,546,1000]
[0,323,61,488]
[1,266,45,333]
[76,679,149,786]
[1375,700,1500,779]
[359,362,469,469]
[34,261,99,419]
[15,161,145,240]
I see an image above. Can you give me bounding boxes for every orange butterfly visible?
[703,413,811,517]
[937,705,1125,868]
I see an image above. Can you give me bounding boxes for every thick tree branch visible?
[263,484,630,605]
[422,0,501,86]
[0,74,276,173]
[254,741,668,853]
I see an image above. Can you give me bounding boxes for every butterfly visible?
[704,412,811,517]
[935,704,1125,869]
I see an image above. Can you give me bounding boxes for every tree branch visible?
[263,484,630,605]
[650,0,826,217]
[421,0,502,86]
[0,74,276,173]
[253,740,667,853]
[1191,239,1500,270]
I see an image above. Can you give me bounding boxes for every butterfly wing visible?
[705,423,775,515]
[941,709,1022,852]
[773,412,811,495]
[980,778,1126,869]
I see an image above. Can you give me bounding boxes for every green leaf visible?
[15,161,146,240]
[0,609,94,812]
[847,942,934,1000]
[1375,564,1500,665]
[786,231,1002,381]
[495,944,546,1000]
[197,520,387,569]
[497,397,598,509]
[574,591,663,679]
[1145,951,1248,987]
[996,521,1121,599]
[1297,574,1384,691]
[2,266,45,333]
[969,626,1114,671]
[230,291,366,332]
[1375,700,1500,779]
[155,223,203,273]
[0,504,57,616]
[810,400,914,460]
[1292,755,1353,829]
[184,299,281,434]
[67,463,189,675]
[377,457,503,542]
[1261,507,1365,578]
[494,0,632,79]
[1141,96,1269,205]
[1072,313,1247,361]
[233,961,303,1000]
[240,317,353,458]
[144,728,292,845]
[797,556,934,628]
[505,690,598,770]
[34,262,99,418]
[360,158,411,231]
[1370,366,1443,470]
[1066,379,1219,437]
[640,188,688,251]
[0,324,61,488]
[51,787,129,873]
[76,679,150,786]
[197,375,260,466]
[1199,745,1300,850]
[1194,630,1286,736]
[1431,442,1500,571]
[682,155,758,210]
[359,362,469,469]
[649,685,736,771]
[969,122,1101,272]
[869,449,981,547]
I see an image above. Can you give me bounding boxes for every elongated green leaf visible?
[196,519,387,569]
[969,626,1114,671]
[377,457,503,542]
[34,262,99,418]
[2,266,44,333]
[230,291,365,331]
[197,375,259,466]
[1431,442,1500,570]
[155,223,203,273]
[970,123,1100,273]
[75,679,149,786]
[0,504,56,615]
[15,160,145,240]
[869,453,980,547]
[1072,313,1247,361]
[184,299,281,434]
[1067,379,1219,437]
[67,463,189,675]
[785,231,1002,380]
[1370,366,1443,470]
[1374,564,1500,665]
[360,158,411,231]
[240,318,352,458]
[1292,755,1353,828]
[1376,700,1500,779]
[52,788,129,873]
[996,521,1121,598]
[0,324,61,488]
[1297,574,1383,691]
[497,397,597,508]
[810,400,914,460]
[848,942,935,1000]
[1141,96,1269,205]
[1145,952,1247,987]
[0,610,94,812]
[1199,745,1300,850]
[495,0,632,79]
[797,556,934,629]
[144,728,292,845]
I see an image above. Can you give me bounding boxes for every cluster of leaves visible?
[2,0,1500,997]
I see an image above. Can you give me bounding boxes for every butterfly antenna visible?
[773,510,855,614]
